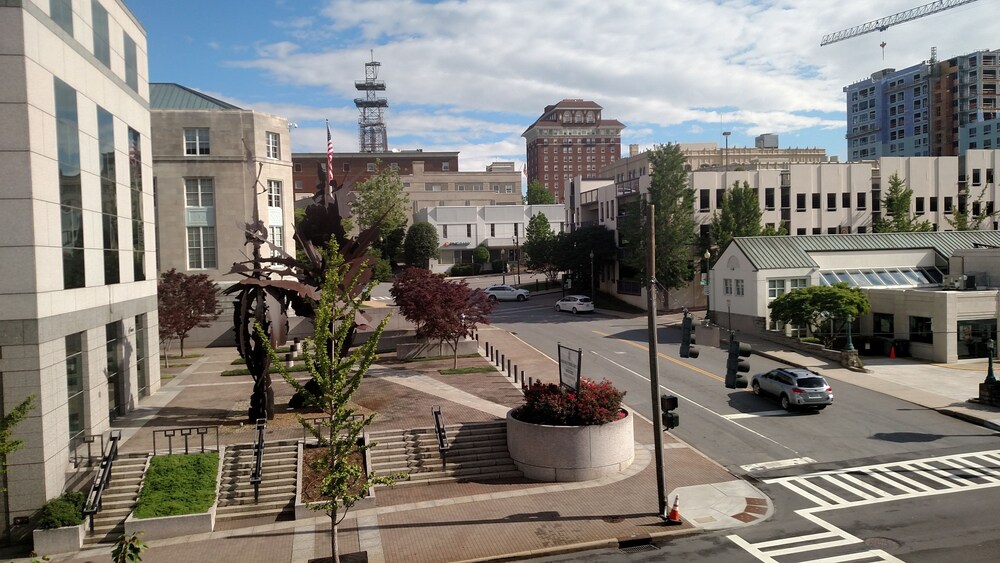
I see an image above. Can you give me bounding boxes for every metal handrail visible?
[82,430,121,533]
[432,406,450,469]
[71,433,106,469]
[250,418,266,504]
[151,425,220,455]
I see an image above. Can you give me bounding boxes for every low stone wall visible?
[124,448,224,540]
[396,339,478,360]
[294,440,375,520]
[506,409,634,482]
[32,523,85,556]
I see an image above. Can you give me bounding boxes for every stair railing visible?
[250,418,266,503]
[432,406,450,469]
[82,430,121,533]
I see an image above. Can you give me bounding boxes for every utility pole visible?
[645,202,668,519]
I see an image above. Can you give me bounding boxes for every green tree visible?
[157,269,222,362]
[947,184,998,230]
[873,173,933,233]
[522,212,558,280]
[472,244,490,271]
[264,241,396,563]
[768,283,871,348]
[349,161,410,262]
[617,144,698,290]
[1,394,35,492]
[710,180,765,253]
[525,180,555,205]
[403,221,439,269]
[553,225,617,293]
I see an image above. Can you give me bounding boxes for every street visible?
[487,293,1000,562]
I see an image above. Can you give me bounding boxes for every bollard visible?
[293,337,300,353]
[513,364,518,381]
[501,353,505,368]
[285,352,294,367]
[487,342,491,357]
[494,349,499,365]
[475,332,479,342]
[519,370,524,383]
[507,359,511,377]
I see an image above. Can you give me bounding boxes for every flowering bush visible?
[515,378,626,426]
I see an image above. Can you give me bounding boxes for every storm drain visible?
[619,538,658,554]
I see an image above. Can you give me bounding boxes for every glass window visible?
[266,132,280,159]
[724,279,733,295]
[735,279,744,296]
[56,78,84,289]
[909,316,933,344]
[767,279,786,299]
[184,128,209,155]
[135,314,149,397]
[123,33,138,92]
[66,332,85,438]
[98,107,119,284]
[187,226,217,269]
[50,0,73,35]
[267,180,282,208]
[106,322,122,419]
[91,0,110,67]
[268,225,283,256]
[185,178,214,207]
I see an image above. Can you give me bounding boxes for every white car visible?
[484,284,530,302]
[555,295,594,314]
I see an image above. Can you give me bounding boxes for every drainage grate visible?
[620,544,659,554]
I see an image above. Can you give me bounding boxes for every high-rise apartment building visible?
[522,99,624,203]
[845,49,1000,161]
[0,0,158,540]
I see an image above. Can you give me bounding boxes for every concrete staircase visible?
[83,454,149,545]
[368,421,522,487]
[215,442,298,522]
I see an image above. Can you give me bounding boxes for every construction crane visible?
[820,0,978,46]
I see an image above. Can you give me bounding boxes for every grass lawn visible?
[221,364,312,376]
[439,366,497,375]
[133,452,219,519]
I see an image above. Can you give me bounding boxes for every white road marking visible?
[740,457,816,472]
[724,410,789,419]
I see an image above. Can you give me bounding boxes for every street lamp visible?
[845,315,855,351]
[722,131,731,170]
[986,339,996,384]
[512,234,521,286]
[703,249,712,326]
[589,250,595,300]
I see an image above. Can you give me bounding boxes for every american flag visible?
[326,119,334,185]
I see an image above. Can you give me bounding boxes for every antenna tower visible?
[354,51,388,153]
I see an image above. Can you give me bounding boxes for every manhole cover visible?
[620,544,659,554]
[602,516,625,523]
[865,537,901,550]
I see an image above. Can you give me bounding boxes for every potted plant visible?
[506,379,634,482]
[32,491,87,555]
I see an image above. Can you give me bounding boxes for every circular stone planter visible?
[506,408,634,482]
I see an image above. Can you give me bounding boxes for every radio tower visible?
[354,51,388,153]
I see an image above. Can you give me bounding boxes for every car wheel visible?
[488,295,497,302]
[780,394,792,411]
[517,294,526,302]
[751,381,761,396]
[555,304,562,312]
[572,307,578,314]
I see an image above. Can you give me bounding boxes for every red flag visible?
[326,119,334,185]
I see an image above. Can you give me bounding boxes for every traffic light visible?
[660,394,679,430]
[679,313,699,358]
[725,337,751,389]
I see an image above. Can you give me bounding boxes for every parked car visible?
[750,367,833,411]
[484,284,529,302]
[555,295,595,314]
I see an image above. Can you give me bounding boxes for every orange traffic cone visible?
[890,345,896,359]
[665,495,682,525]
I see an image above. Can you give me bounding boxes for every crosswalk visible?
[729,449,1000,562]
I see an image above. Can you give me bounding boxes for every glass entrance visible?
[957,319,998,360]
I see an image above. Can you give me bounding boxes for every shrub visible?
[449,263,477,276]
[515,378,625,426]
[801,337,822,345]
[37,490,86,529]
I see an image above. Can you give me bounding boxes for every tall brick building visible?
[522,100,624,203]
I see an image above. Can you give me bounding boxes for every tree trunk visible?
[330,505,339,563]
[453,339,459,369]
[179,336,186,358]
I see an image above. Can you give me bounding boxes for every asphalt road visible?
[488,294,1000,562]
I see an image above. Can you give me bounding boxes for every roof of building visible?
[150,83,241,110]
[733,231,1000,270]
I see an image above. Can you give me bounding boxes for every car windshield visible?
[578,297,592,303]
[796,377,827,388]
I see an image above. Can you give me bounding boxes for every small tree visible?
[350,161,409,262]
[403,221,439,269]
[390,267,494,368]
[263,241,395,563]
[947,184,998,230]
[157,269,222,363]
[1,394,35,492]
[523,212,558,280]
[873,173,933,233]
[472,244,490,271]
[525,180,555,205]
[710,180,764,253]
[768,283,871,348]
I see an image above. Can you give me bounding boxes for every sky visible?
[128,0,997,172]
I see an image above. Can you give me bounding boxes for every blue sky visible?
[129,0,996,172]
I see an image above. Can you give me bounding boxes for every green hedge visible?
[133,453,219,519]
[37,491,86,529]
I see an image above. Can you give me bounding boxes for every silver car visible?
[484,284,529,302]
[555,295,594,314]
[750,367,833,411]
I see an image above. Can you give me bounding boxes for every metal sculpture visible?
[227,152,382,421]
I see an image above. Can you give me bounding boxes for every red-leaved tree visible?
[157,268,222,364]
[390,267,493,367]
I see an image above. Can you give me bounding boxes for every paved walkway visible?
[12,305,1000,563]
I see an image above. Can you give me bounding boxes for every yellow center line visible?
[592,330,725,383]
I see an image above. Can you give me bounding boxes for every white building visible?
[568,150,1000,312]
[0,0,159,541]
[711,231,1000,363]
[414,205,566,274]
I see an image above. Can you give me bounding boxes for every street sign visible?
[557,343,582,391]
